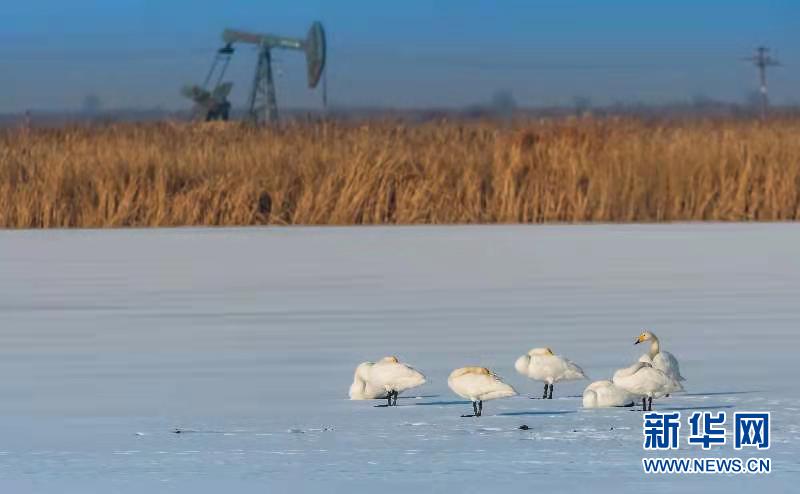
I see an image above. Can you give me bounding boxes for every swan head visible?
[528,347,555,356]
[635,330,656,345]
[514,354,530,375]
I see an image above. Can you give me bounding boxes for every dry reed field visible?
[1,117,799,228]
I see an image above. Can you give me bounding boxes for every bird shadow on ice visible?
[682,391,757,397]
[414,400,472,406]
[399,395,441,400]
[498,411,576,417]
[660,405,735,411]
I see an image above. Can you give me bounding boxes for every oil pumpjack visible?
[182,21,326,124]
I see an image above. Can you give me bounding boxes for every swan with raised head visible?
[348,356,426,406]
[612,361,683,411]
[635,330,685,382]
[515,347,588,399]
[582,380,635,408]
[448,367,517,417]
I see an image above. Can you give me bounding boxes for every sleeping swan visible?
[635,330,685,382]
[448,367,517,417]
[348,356,426,406]
[582,380,635,408]
[515,347,588,399]
[612,361,683,411]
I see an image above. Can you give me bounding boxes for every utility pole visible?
[743,46,781,119]
[322,68,328,114]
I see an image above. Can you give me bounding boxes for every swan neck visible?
[649,336,660,358]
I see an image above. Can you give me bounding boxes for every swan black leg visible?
[641,397,647,411]
[387,394,392,407]
[477,400,483,416]
[647,397,653,411]
[543,383,548,399]
[461,401,478,418]
[548,384,554,399]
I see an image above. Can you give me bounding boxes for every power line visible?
[742,46,781,119]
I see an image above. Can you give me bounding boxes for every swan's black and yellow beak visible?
[634,339,641,345]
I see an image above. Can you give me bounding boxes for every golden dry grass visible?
[2,117,799,228]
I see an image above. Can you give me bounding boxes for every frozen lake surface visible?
[1,224,799,492]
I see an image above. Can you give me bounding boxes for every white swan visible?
[612,361,683,411]
[582,380,635,408]
[348,356,426,406]
[514,347,588,399]
[448,367,517,417]
[635,330,685,382]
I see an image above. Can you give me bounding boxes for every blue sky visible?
[1,0,797,111]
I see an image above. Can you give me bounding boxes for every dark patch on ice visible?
[518,424,530,430]
[683,391,757,397]
[415,400,471,406]
[171,428,226,434]
[498,411,575,417]
[399,395,440,399]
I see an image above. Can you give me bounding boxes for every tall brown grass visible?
[2,117,799,228]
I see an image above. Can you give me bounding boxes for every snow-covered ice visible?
[1,224,798,492]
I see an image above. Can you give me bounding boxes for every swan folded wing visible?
[349,379,388,400]
[660,372,684,394]
[528,355,587,382]
[451,372,516,401]
[616,366,681,397]
[583,380,634,408]
[653,351,685,382]
[562,359,588,380]
[349,362,389,400]
[369,362,426,393]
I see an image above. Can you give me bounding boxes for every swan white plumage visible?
[514,347,588,399]
[612,361,683,411]
[348,356,426,406]
[447,367,517,417]
[635,330,685,382]
[582,380,635,408]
